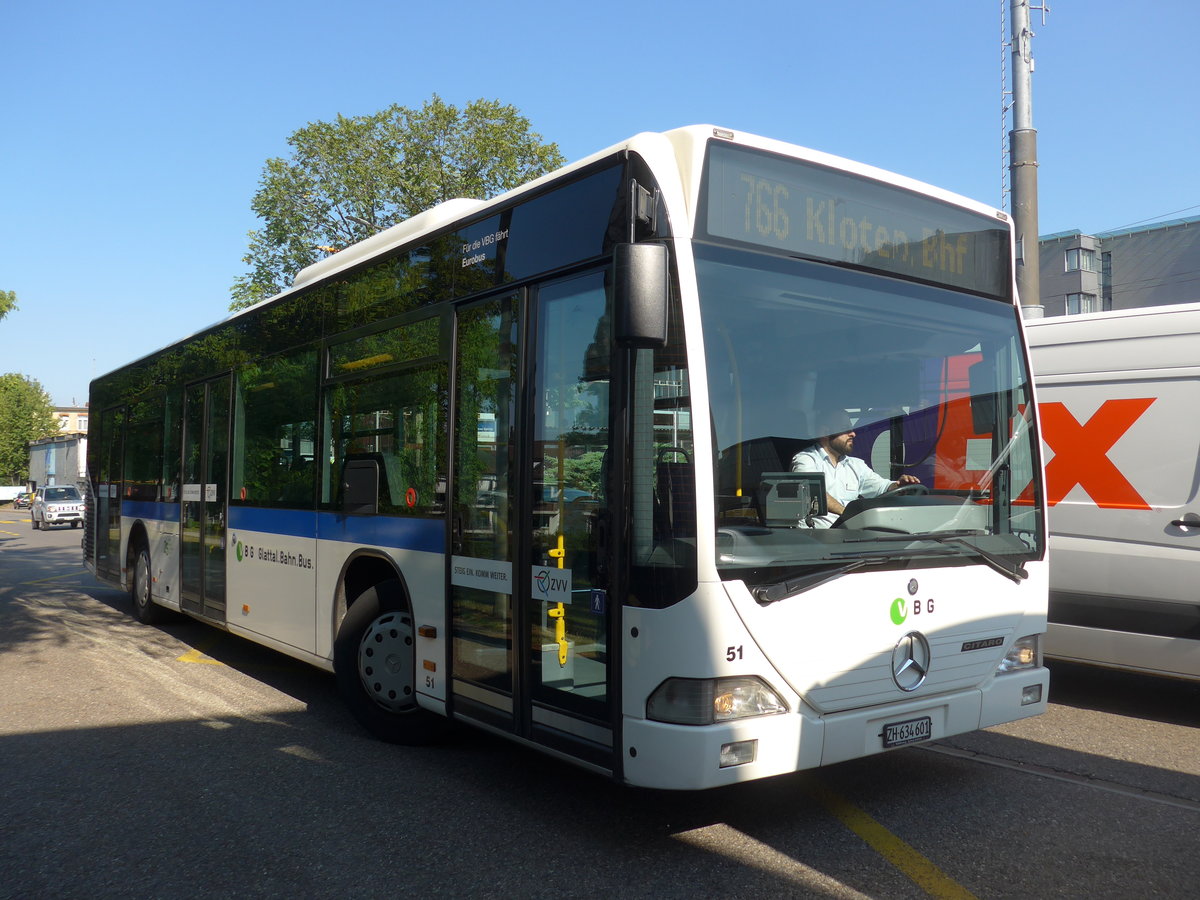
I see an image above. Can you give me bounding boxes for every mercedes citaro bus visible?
[86,126,1048,789]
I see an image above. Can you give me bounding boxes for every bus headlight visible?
[997,634,1041,674]
[647,676,787,725]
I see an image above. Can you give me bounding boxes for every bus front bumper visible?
[621,667,1049,790]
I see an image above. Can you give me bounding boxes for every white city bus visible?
[85,126,1048,789]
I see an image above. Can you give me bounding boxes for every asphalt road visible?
[2,510,1198,899]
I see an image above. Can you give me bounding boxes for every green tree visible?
[0,374,57,483]
[0,290,17,322]
[230,95,566,310]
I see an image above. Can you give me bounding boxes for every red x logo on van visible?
[1039,398,1154,509]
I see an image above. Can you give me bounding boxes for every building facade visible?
[1038,215,1200,317]
[54,404,90,435]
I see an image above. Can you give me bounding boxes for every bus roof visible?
[94,125,1008,384]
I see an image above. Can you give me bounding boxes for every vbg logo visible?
[890,593,936,624]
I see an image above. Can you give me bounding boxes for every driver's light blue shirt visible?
[791,445,893,528]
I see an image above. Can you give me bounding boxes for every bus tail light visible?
[997,634,1041,674]
[647,676,787,725]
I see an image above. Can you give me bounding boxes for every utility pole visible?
[1009,0,1044,319]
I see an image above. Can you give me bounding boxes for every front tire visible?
[333,579,447,745]
[131,544,166,624]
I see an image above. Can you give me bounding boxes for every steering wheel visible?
[889,483,930,496]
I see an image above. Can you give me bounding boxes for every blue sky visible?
[3,0,1197,406]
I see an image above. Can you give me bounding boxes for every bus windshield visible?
[697,243,1042,591]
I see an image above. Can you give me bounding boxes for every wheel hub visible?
[358,612,415,713]
[135,554,150,609]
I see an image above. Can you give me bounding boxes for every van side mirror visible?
[614,243,668,348]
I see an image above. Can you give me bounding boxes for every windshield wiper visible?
[752,532,1028,604]
[843,530,1028,584]
[752,546,942,604]
[940,537,1028,583]
[843,529,986,544]
[753,558,874,604]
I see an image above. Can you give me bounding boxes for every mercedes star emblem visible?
[892,631,932,692]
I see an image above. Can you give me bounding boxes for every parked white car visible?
[31,485,85,529]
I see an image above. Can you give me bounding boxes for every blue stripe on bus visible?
[229,506,445,553]
[119,502,445,554]
[319,513,445,553]
[121,500,178,522]
[229,506,315,536]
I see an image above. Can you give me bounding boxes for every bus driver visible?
[791,410,920,528]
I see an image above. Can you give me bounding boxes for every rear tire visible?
[333,579,447,745]
[131,544,166,625]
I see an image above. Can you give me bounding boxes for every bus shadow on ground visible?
[4,700,1198,899]
[7,573,1198,897]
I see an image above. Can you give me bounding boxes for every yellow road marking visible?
[23,569,89,584]
[177,648,224,666]
[807,781,978,900]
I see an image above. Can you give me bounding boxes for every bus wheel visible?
[333,579,447,745]
[131,544,166,625]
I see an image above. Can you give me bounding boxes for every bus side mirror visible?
[614,243,668,348]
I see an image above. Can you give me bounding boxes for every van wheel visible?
[131,544,166,624]
[333,579,447,745]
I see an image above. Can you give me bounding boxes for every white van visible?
[1025,303,1200,680]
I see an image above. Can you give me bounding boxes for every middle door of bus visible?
[180,374,231,621]
[94,405,125,581]
[450,272,615,766]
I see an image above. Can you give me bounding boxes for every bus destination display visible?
[701,141,1010,300]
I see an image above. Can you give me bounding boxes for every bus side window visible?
[324,365,447,517]
[232,346,318,507]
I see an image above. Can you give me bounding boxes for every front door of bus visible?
[450,273,614,765]
[181,375,230,621]
[527,272,614,759]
